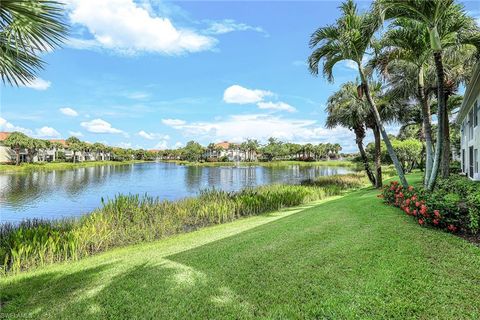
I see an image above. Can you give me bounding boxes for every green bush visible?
[381,175,480,234]
[0,175,363,274]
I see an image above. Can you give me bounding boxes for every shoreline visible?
[160,159,358,167]
[0,160,152,173]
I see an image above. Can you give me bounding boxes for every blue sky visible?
[1,0,479,152]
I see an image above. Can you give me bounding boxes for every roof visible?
[215,141,239,150]
[49,139,67,147]
[0,132,11,141]
[457,61,480,124]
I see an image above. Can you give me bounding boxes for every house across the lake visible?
[0,132,112,164]
[457,62,480,181]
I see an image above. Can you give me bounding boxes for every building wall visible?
[460,92,480,181]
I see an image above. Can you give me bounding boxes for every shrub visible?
[381,176,480,235]
[0,177,362,274]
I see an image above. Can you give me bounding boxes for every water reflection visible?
[0,162,352,223]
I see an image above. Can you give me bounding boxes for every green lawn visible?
[0,160,149,173]
[1,175,479,319]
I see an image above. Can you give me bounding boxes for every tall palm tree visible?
[377,0,480,189]
[372,18,436,187]
[1,0,67,86]
[3,131,29,165]
[326,82,376,186]
[308,0,408,187]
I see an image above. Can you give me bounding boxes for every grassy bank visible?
[162,159,358,167]
[0,160,149,173]
[0,174,365,274]
[1,172,478,319]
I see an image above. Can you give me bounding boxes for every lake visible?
[0,162,354,223]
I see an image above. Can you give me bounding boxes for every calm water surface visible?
[0,162,353,223]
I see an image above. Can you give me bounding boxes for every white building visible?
[457,62,480,181]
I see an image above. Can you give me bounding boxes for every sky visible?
[1,0,479,152]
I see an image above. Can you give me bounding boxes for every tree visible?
[51,141,64,162]
[372,18,435,187]
[3,131,28,165]
[66,136,82,163]
[182,141,204,162]
[326,82,376,186]
[1,0,67,86]
[25,138,46,163]
[308,0,408,187]
[377,0,480,189]
[92,142,106,161]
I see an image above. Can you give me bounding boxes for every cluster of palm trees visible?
[309,0,480,190]
[159,138,343,162]
[3,132,157,165]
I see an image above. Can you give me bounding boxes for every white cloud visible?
[257,101,296,113]
[80,118,123,134]
[204,19,266,36]
[35,126,61,138]
[68,131,83,137]
[162,118,186,127]
[0,117,33,135]
[21,77,51,91]
[66,0,216,55]
[154,140,168,149]
[223,85,273,104]
[174,142,184,148]
[342,60,357,70]
[138,130,170,140]
[165,113,357,150]
[59,107,79,117]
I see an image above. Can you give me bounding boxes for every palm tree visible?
[377,0,480,189]
[25,138,45,163]
[1,1,67,86]
[372,18,435,187]
[308,0,408,187]
[66,136,82,163]
[51,141,64,162]
[3,131,28,165]
[326,82,376,186]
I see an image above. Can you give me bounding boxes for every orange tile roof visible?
[49,139,67,147]
[215,141,232,150]
[0,132,11,141]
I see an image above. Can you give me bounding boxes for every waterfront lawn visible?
[0,160,148,173]
[1,174,479,319]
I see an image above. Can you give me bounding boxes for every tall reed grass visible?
[0,174,365,274]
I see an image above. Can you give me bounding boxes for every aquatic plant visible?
[0,175,365,274]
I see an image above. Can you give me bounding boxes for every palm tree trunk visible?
[359,66,408,188]
[373,125,383,188]
[15,147,20,165]
[441,94,450,178]
[417,67,433,187]
[354,127,376,186]
[427,52,446,190]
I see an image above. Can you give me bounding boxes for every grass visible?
[1,172,479,319]
[0,160,149,173]
[0,175,363,274]
[163,159,358,167]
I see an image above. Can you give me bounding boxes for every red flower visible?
[406,199,411,205]
[413,209,418,216]
[408,186,414,191]
[415,202,420,207]
[447,224,457,232]
[433,210,440,218]
[433,219,439,225]
[405,207,410,214]
[418,219,424,225]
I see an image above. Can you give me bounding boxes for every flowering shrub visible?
[381,179,480,235]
